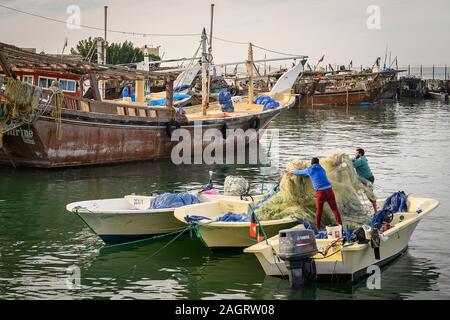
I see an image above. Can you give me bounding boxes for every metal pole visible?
[201,29,208,115]
[205,4,214,110]
[104,6,108,43]
[264,54,267,76]
[246,43,254,104]
[445,65,447,81]
[420,65,423,78]
[104,6,108,64]
[209,4,214,52]
[408,64,410,76]
[432,64,435,80]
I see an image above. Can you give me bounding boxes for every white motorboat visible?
[66,193,262,244]
[244,196,439,282]
[173,197,298,250]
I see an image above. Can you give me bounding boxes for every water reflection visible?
[254,253,439,300]
[0,99,448,299]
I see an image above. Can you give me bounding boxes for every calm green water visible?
[1,99,449,299]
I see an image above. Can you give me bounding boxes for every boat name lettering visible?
[6,129,34,138]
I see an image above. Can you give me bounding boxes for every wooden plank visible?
[0,51,16,78]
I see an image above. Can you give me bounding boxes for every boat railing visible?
[42,90,174,121]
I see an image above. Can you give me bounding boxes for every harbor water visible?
[0,99,449,299]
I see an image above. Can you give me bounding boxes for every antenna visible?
[383,44,388,69]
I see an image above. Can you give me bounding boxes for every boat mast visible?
[201,28,209,115]
[104,6,108,64]
[207,4,215,110]
[246,43,255,104]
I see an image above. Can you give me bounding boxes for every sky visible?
[0,0,449,68]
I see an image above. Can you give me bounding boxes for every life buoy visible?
[249,117,260,131]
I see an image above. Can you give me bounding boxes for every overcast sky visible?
[1,0,449,68]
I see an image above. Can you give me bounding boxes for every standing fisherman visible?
[352,148,377,212]
[291,157,343,230]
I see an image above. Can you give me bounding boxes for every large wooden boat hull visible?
[304,89,382,106]
[381,80,401,99]
[0,101,291,168]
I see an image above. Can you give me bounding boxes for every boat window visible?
[59,79,77,92]
[22,75,34,85]
[38,76,57,88]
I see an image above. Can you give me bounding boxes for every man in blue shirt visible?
[291,157,343,230]
[352,148,377,212]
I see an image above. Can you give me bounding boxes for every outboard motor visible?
[278,228,318,289]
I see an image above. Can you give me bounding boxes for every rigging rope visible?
[213,36,302,57]
[0,4,305,59]
[0,4,200,37]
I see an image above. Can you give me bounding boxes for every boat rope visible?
[174,42,202,91]
[260,132,274,194]
[54,226,192,299]
[0,4,201,37]
[0,79,62,141]
[212,36,302,58]
[51,90,66,140]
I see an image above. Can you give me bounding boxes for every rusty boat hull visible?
[0,100,292,168]
[304,88,383,106]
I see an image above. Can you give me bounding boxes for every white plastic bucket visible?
[326,225,343,239]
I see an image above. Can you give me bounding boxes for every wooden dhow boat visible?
[297,71,387,106]
[0,32,305,168]
[244,196,439,282]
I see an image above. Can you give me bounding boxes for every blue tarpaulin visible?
[150,193,200,209]
[215,213,252,222]
[148,93,190,106]
[184,213,251,223]
[370,191,408,229]
[254,95,280,111]
[218,90,234,112]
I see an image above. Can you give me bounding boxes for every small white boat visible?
[428,91,449,102]
[173,197,298,250]
[244,196,439,282]
[66,193,261,244]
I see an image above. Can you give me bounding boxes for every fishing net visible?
[224,176,249,196]
[3,78,41,117]
[1,79,65,143]
[256,153,375,228]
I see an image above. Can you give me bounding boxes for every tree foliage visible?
[70,37,160,65]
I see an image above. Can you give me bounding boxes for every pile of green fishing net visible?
[256,153,375,228]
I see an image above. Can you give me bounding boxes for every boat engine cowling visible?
[278,228,318,289]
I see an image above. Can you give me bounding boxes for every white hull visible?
[428,91,449,102]
[244,196,439,281]
[66,194,262,244]
[174,196,298,249]
[197,220,298,249]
